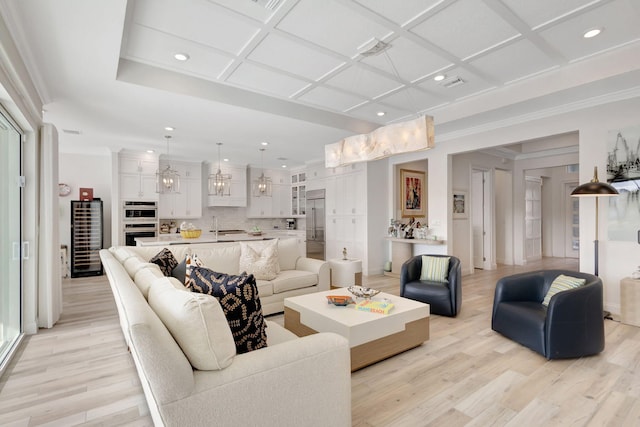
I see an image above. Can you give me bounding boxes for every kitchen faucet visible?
[211,215,218,240]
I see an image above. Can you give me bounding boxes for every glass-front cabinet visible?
[291,171,306,217]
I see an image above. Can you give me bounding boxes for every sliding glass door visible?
[0,109,23,372]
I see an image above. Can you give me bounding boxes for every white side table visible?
[328,258,362,288]
[621,277,640,327]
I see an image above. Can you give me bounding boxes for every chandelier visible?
[156,135,180,194]
[324,39,435,168]
[252,148,272,197]
[208,142,232,196]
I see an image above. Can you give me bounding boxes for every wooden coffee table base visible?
[284,307,430,371]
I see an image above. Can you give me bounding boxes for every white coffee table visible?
[284,288,430,371]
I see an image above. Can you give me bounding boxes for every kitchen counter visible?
[136,230,303,246]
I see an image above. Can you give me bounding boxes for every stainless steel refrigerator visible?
[306,189,325,260]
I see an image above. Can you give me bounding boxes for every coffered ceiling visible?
[2,0,640,168]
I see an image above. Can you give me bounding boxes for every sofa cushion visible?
[148,277,236,371]
[420,256,450,283]
[277,238,299,271]
[239,239,279,280]
[270,269,317,293]
[133,264,165,298]
[149,248,179,276]
[542,274,586,306]
[123,256,152,278]
[111,246,138,263]
[255,280,274,297]
[194,244,241,275]
[189,266,268,354]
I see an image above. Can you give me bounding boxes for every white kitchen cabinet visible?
[290,169,306,217]
[207,164,247,207]
[247,168,290,218]
[326,215,365,262]
[158,160,202,219]
[119,153,158,201]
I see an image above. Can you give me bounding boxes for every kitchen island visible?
[135,230,303,247]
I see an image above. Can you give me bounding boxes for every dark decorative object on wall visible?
[606,126,640,241]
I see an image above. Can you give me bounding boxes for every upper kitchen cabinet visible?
[119,153,158,201]
[290,169,306,217]
[158,160,202,219]
[207,163,247,207]
[247,167,290,218]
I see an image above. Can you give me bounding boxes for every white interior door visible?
[472,170,492,269]
[565,182,579,258]
[525,176,542,262]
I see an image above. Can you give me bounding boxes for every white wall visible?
[58,153,113,251]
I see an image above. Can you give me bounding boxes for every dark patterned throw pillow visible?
[149,248,178,277]
[189,266,267,354]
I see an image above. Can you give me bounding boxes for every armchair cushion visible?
[420,255,450,282]
[542,274,585,306]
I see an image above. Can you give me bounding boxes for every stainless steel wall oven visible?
[122,201,158,246]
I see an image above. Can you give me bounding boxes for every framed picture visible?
[400,169,426,218]
[452,190,468,219]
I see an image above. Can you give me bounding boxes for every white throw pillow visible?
[239,239,279,280]
[148,277,236,370]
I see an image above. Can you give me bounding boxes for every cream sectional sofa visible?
[100,242,351,427]
[128,237,330,315]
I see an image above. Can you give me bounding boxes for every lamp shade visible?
[570,166,619,197]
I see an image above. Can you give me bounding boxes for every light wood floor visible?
[1,258,639,426]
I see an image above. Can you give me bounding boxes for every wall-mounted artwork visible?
[606,125,640,241]
[400,169,426,218]
[452,190,468,219]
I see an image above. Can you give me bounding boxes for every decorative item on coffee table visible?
[347,285,380,300]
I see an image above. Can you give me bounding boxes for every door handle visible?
[23,241,30,260]
[13,242,20,260]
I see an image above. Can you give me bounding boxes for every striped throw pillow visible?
[420,256,450,282]
[542,274,586,306]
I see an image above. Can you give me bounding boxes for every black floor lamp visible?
[570,166,619,276]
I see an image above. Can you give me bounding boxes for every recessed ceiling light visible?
[376,111,386,117]
[146,149,154,154]
[583,28,602,38]
[281,165,287,168]
[164,126,174,131]
[223,158,229,162]
[434,74,446,82]
[174,53,190,61]
[261,141,269,146]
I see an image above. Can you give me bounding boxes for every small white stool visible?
[329,258,362,288]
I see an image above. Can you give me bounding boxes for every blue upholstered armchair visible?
[491,269,604,359]
[400,254,462,317]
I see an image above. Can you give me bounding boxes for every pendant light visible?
[156,135,180,194]
[253,147,272,197]
[208,142,232,196]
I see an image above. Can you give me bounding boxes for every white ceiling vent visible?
[358,39,390,57]
[441,77,465,88]
[250,0,282,10]
[62,129,82,135]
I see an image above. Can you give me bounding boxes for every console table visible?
[384,237,446,278]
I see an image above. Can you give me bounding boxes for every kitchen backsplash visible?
[159,206,305,232]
